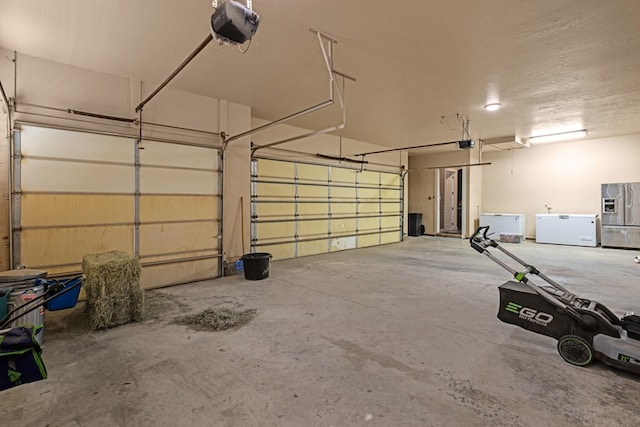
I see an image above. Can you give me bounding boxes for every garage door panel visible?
[140,222,217,256]
[358,234,379,247]
[256,222,295,240]
[22,158,133,193]
[330,204,356,215]
[381,203,401,213]
[21,126,132,162]
[256,202,295,218]
[298,164,327,181]
[141,258,219,289]
[381,188,401,199]
[257,159,295,178]
[358,171,379,185]
[331,168,356,184]
[142,249,218,265]
[380,173,400,187]
[381,216,401,228]
[139,140,218,169]
[297,184,328,199]
[358,188,379,199]
[298,203,328,216]
[330,218,356,234]
[43,265,87,277]
[255,181,294,198]
[330,236,357,251]
[257,243,295,260]
[298,220,328,237]
[359,203,380,214]
[297,240,328,257]
[21,226,133,268]
[359,217,380,231]
[331,187,356,199]
[140,168,216,195]
[21,194,133,227]
[140,195,217,222]
[381,231,401,244]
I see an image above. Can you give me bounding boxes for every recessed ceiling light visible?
[484,103,502,111]
[528,129,587,144]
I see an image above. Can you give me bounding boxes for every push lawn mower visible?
[470,226,640,374]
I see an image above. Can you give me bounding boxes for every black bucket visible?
[241,253,272,280]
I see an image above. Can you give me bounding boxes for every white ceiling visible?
[1,0,640,152]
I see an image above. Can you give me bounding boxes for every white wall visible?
[481,134,640,238]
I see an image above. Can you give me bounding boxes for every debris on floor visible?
[174,307,257,331]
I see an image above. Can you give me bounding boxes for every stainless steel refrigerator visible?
[601,182,640,248]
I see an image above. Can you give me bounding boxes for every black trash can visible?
[408,213,423,236]
[241,253,272,280]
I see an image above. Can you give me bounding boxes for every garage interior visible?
[1,1,640,426]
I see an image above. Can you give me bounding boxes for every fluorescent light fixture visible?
[484,103,502,111]
[528,129,587,144]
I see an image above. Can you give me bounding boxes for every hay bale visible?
[82,250,143,330]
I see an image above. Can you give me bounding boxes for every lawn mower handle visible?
[470,226,496,253]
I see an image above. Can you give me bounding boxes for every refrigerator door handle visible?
[625,183,640,226]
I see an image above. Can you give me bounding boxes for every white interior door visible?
[441,168,458,233]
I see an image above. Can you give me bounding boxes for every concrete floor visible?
[3,236,640,426]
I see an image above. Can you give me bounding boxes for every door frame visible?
[435,167,467,237]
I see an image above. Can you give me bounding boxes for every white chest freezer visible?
[535,214,599,247]
[479,214,526,239]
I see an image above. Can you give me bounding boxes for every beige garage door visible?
[251,158,402,259]
[13,125,221,288]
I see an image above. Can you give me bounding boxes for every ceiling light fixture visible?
[484,103,502,111]
[528,129,587,144]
